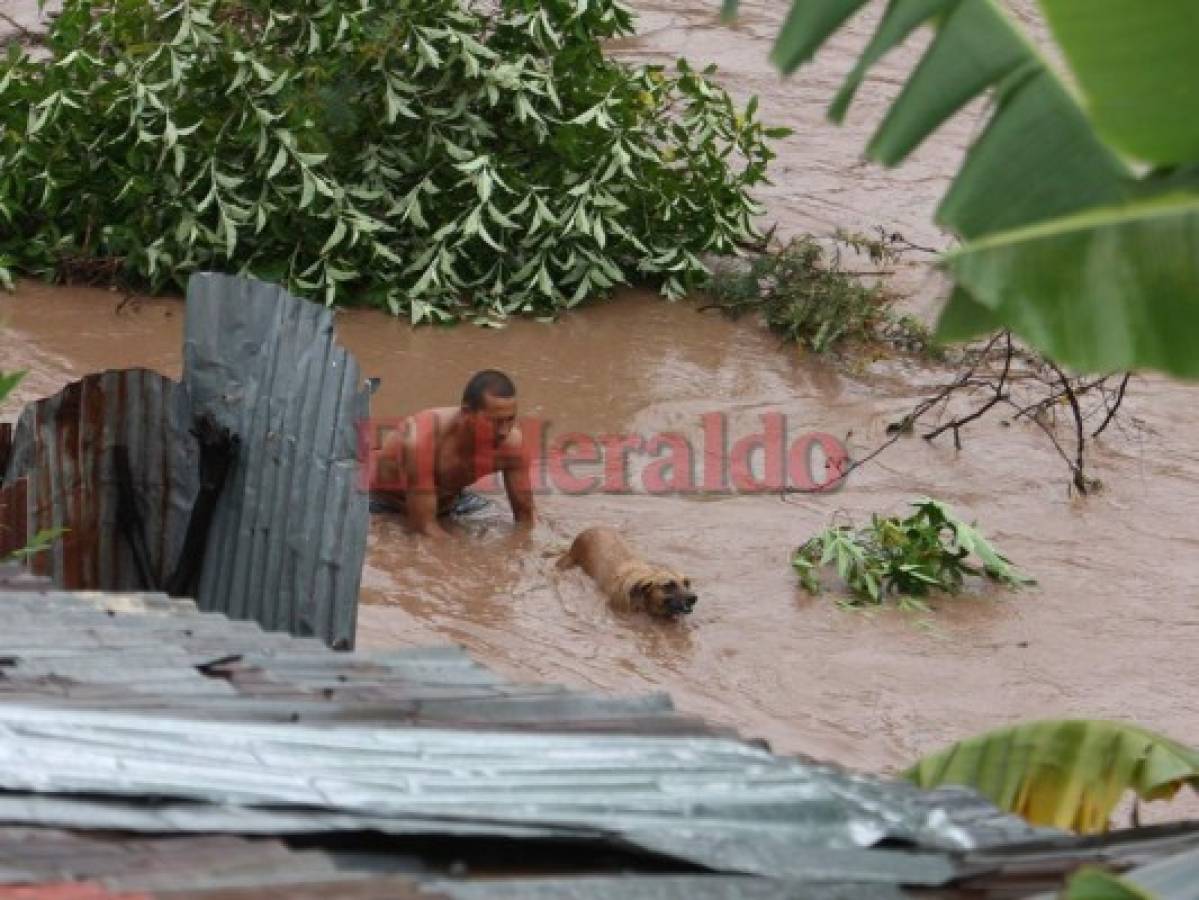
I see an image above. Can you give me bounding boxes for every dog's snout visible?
[673,593,698,614]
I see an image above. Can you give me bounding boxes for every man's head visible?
[461,369,518,448]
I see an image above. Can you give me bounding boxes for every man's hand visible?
[416,518,453,540]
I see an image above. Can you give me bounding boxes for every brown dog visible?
[557,526,697,617]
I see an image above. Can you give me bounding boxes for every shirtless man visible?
[369,370,535,538]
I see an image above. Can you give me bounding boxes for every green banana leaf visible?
[1040,0,1199,167]
[1064,867,1157,900]
[730,0,1130,241]
[941,193,1199,377]
[905,719,1199,834]
[721,0,1199,379]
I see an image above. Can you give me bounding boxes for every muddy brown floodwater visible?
[2,0,1199,813]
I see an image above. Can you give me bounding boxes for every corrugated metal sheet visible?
[1016,830,1199,900]
[0,827,445,897]
[0,273,371,648]
[0,369,196,590]
[0,576,1049,876]
[0,702,1009,873]
[1114,845,1199,898]
[182,273,371,649]
[432,877,902,900]
[1,579,1198,897]
[0,476,25,567]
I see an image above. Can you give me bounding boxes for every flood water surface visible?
[2,0,1198,799]
[4,283,1199,784]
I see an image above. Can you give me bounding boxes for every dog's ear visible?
[628,578,656,608]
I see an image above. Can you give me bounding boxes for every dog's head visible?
[631,572,697,617]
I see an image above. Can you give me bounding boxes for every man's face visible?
[468,392,518,449]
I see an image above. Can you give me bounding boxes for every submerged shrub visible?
[701,237,895,354]
[793,498,1034,611]
[0,0,785,320]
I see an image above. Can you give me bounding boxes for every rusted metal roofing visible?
[0,273,371,648]
[0,369,196,591]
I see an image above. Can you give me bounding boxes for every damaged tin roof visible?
[1,566,1198,896]
[0,568,1038,869]
[0,273,371,649]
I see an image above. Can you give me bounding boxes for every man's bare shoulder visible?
[396,407,458,444]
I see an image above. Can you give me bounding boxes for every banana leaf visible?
[721,0,1199,379]
[941,193,1199,377]
[1040,0,1199,167]
[905,719,1199,834]
[1064,867,1156,900]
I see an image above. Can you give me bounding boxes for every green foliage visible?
[1039,0,1199,168]
[1064,867,1157,900]
[3,526,68,564]
[0,0,786,321]
[0,369,23,404]
[793,498,1033,610]
[906,719,1199,835]
[940,194,1199,378]
[722,0,1199,381]
[701,237,891,353]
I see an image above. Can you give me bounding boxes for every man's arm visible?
[501,430,536,527]
[400,422,451,539]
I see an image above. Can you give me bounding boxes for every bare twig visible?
[0,11,39,45]
[924,331,1012,449]
[883,231,941,256]
[1092,372,1132,438]
[999,394,1075,473]
[830,331,1133,494]
[1045,359,1088,494]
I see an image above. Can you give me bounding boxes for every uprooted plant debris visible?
[849,332,1137,496]
[699,230,941,356]
[793,497,1034,612]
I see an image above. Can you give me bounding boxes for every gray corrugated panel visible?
[430,876,906,900]
[0,703,1034,876]
[185,272,370,649]
[1115,846,1199,899]
[0,588,726,733]
[0,795,588,839]
[0,828,441,896]
[160,878,446,898]
[962,824,1199,899]
[0,369,197,590]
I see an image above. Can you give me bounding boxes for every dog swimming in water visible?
[557,526,697,618]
